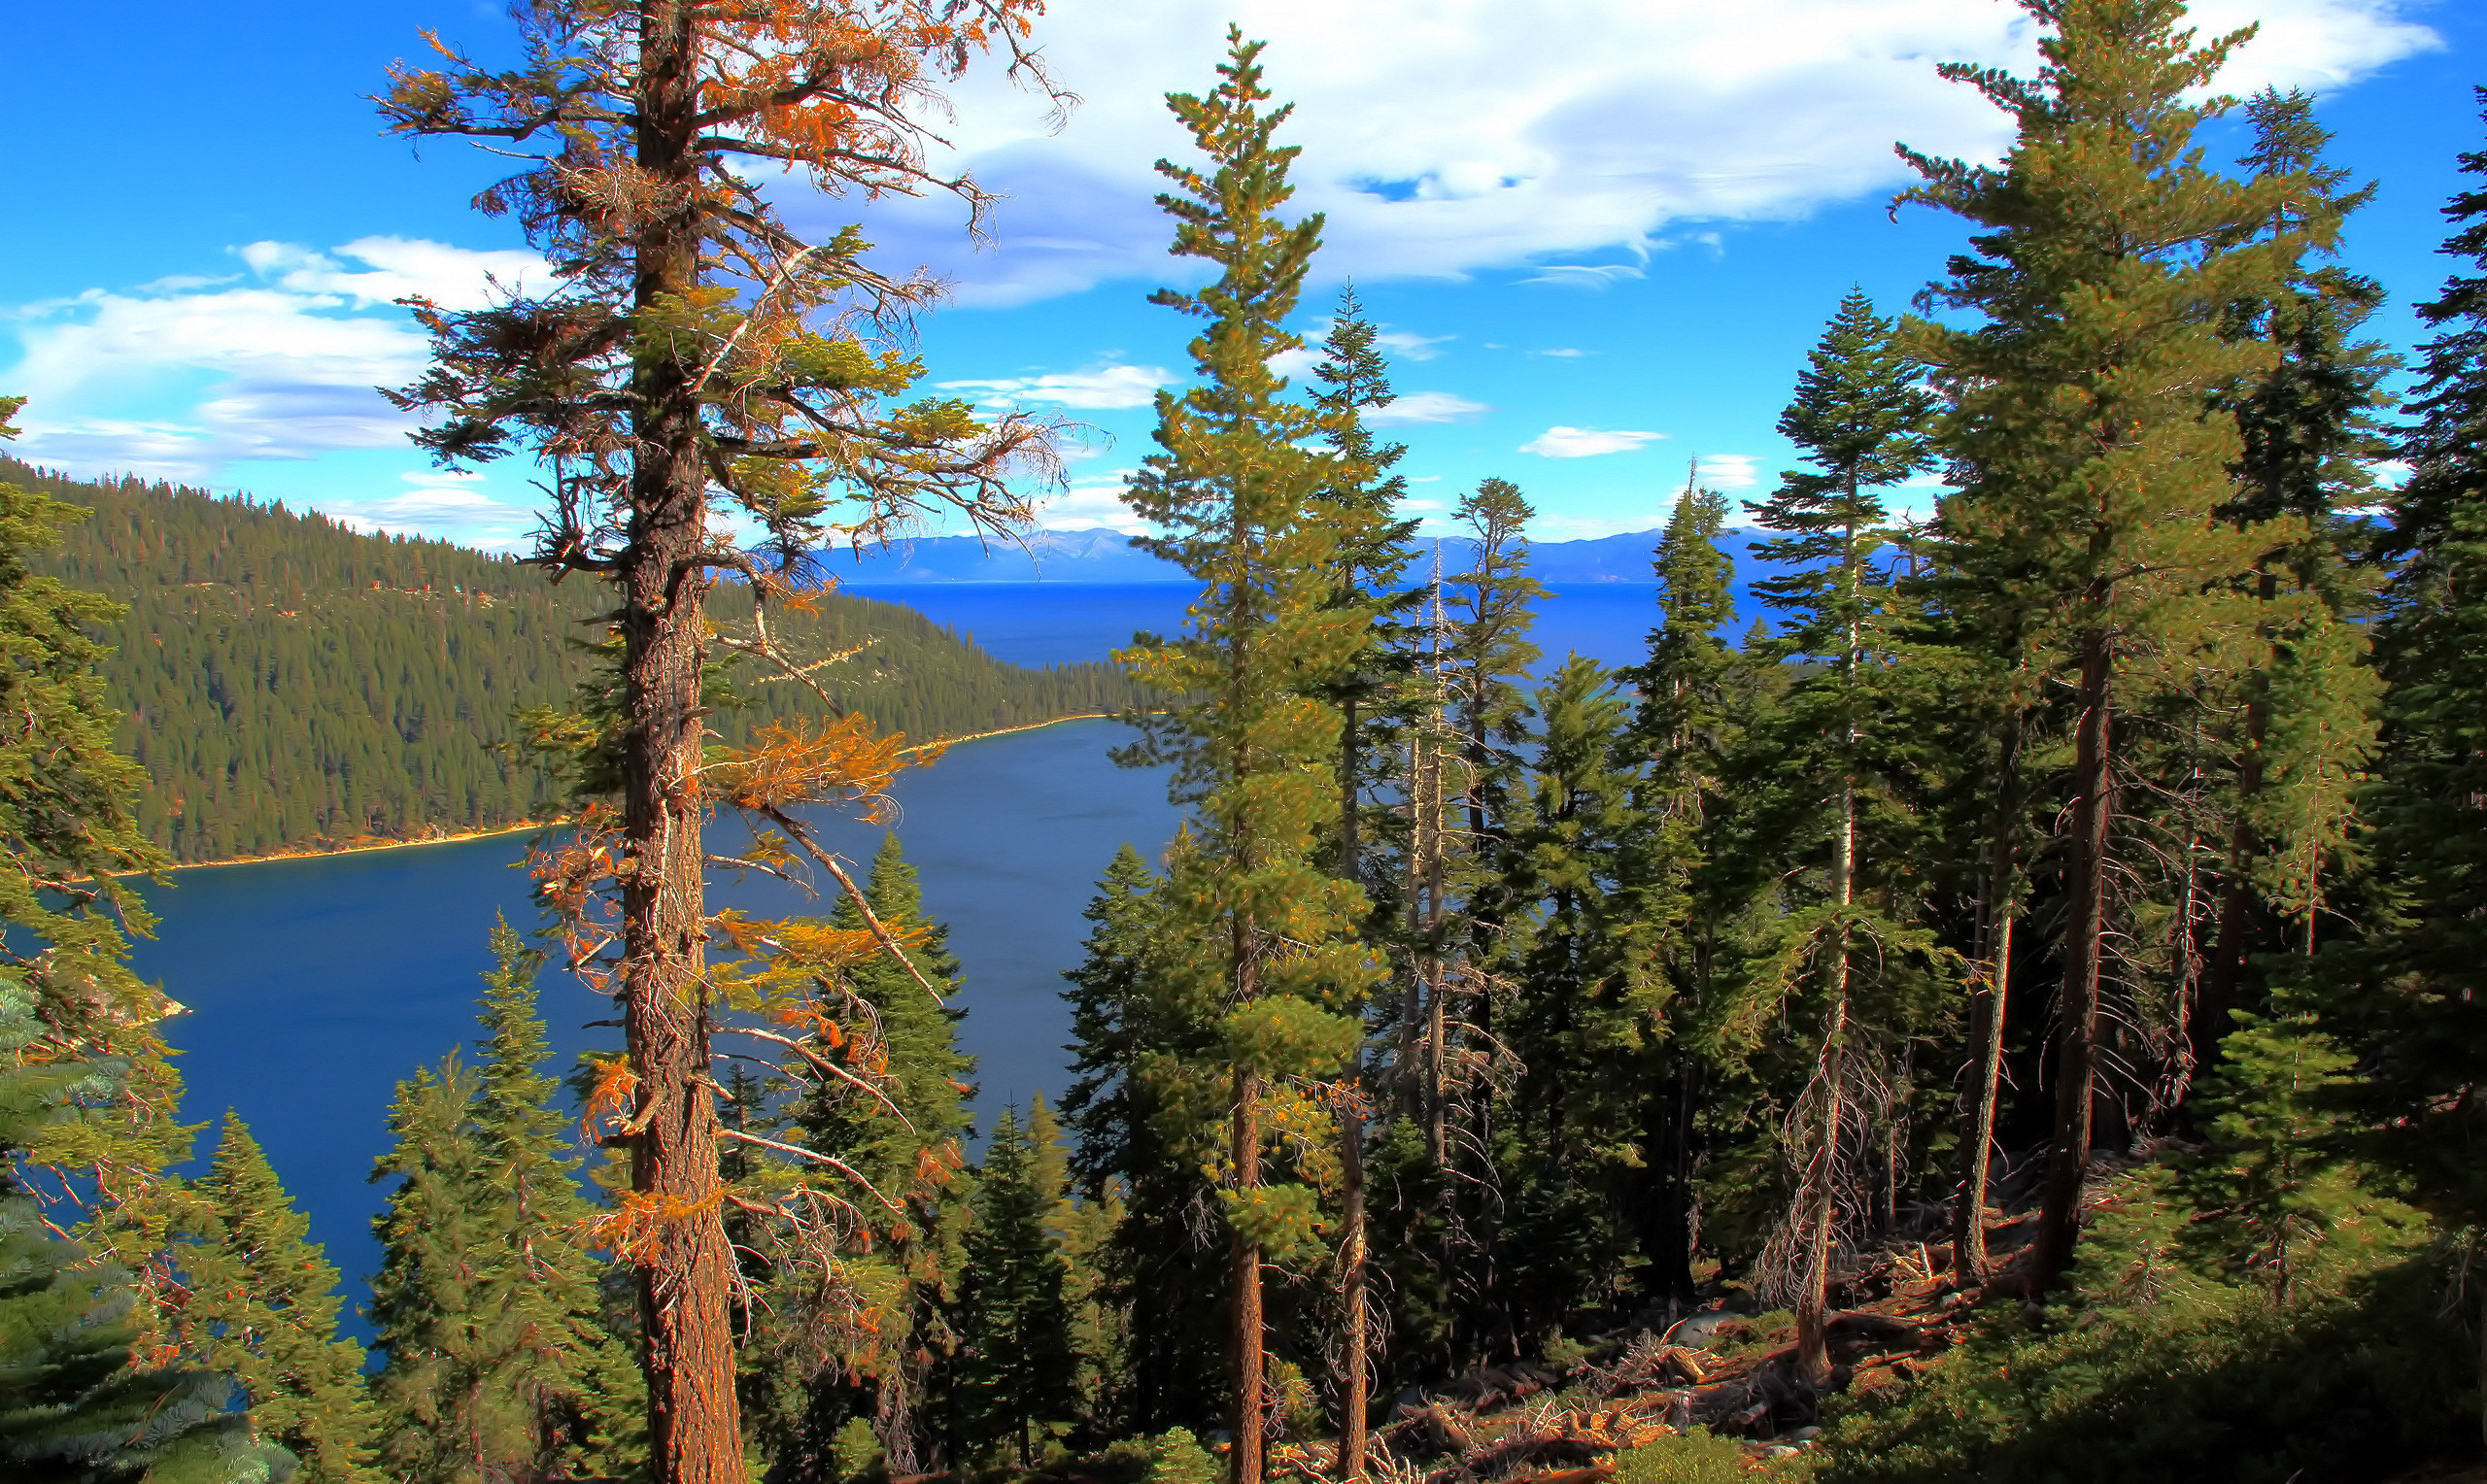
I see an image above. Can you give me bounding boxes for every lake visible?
[136,576,1680,1324]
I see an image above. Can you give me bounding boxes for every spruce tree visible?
[1625,476,1742,1306]
[1113,33,1381,1484]
[1713,290,1944,1381]
[956,1107,1080,1466]
[1899,0,2305,1291]
[768,833,975,1473]
[1492,656,1657,1342]
[2321,89,2487,1246]
[367,923,644,1484]
[176,1115,378,1484]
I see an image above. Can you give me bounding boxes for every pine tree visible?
[367,923,644,1484]
[175,1114,378,1482]
[0,980,273,1483]
[383,7,1060,1472]
[1061,846,1225,1439]
[1625,476,1743,1307]
[765,833,975,1474]
[1491,655,1657,1342]
[1711,290,1944,1381]
[1112,33,1381,1484]
[1898,0,2304,1291]
[2320,89,2487,1245]
[956,1106,1080,1466]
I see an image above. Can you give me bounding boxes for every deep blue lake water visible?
[853,580,1687,674]
[138,576,1681,1327]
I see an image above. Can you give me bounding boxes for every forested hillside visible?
[0,457,1148,861]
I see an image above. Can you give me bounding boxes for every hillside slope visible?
[0,459,1149,862]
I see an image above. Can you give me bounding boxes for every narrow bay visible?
[135,716,1182,1326]
[129,577,1667,1329]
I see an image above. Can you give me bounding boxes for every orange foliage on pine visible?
[380,4,1067,1478]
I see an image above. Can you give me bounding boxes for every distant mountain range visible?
[825,526,1767,585]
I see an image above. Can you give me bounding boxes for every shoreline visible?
[160,711,1128,873]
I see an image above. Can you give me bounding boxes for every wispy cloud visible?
[1377,329,1454,360]
[1695,454,1761,489]
[1369,390,1490,425]
[1522,425,1665,458]
[830,0,2437,305]
[1520,263,1647,289]
[936,363,1175,411]
[317,471,539,551]
[1,238,550,483]
[1533,348,1589,358]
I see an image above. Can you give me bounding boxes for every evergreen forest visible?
[15,2,2487,1484]
[0,455,1147,861]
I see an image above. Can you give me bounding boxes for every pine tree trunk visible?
[1339,696,1360,889]
[1795,780,1856,1386]
[1955,714,2022,1281]
[1231,1063,1264,1484]
[1339,1103,1369,1482]
[626,3,739,1475]
[2035,627,2114,1293]
[2199,571,2276,1080]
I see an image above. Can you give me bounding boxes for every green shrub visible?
[1618,1429,1810,1483]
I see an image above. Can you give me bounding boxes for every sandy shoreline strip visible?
[163,711,1126,873]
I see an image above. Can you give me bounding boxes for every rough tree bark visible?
[2034,625,2115,1293]
[1954,713,2022,1281]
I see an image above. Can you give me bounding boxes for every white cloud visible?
[1035,471,1149,532]
[937,362,1175,410]
[1377,329,1453,360]
[1521,264,1647,289]
[240,237,548,310]
[2,238,551,483]
[1695,454,1762,489]
[821,0,2435,305]
[1522,425,1665,458]
[1369,390,1490,425]
[1534,348,1589,358]
[318,471,539,550]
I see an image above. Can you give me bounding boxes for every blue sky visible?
[3,0,2480,548]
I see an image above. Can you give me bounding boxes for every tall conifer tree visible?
[1899,0,2304,1290]
[177,1115,379,1484]
[367,923,644,1484]
[1714,291,1942,1380]
[2322,89,2487,1257]
[956,1106,1080,1466]
[382,9,1060,1472]
[1115,33,1381,1483]
[1626,477,1742,1306]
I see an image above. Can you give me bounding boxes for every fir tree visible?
[1061,846,1225,1439]
[2196,86,2393,1071]
[0,979,274,1483]
[1491,656,1657,1342]
[1899,0,2305,1291]
[1113,33,1382,1484]
[2320,89,2487,1250]
[767,833,975,1474]
[1714,290,1944,1381]
[956,1107,1080,1466]
[1625,476,1743,1306]
[367,922,644,1484]
[176,1115,378,1483]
